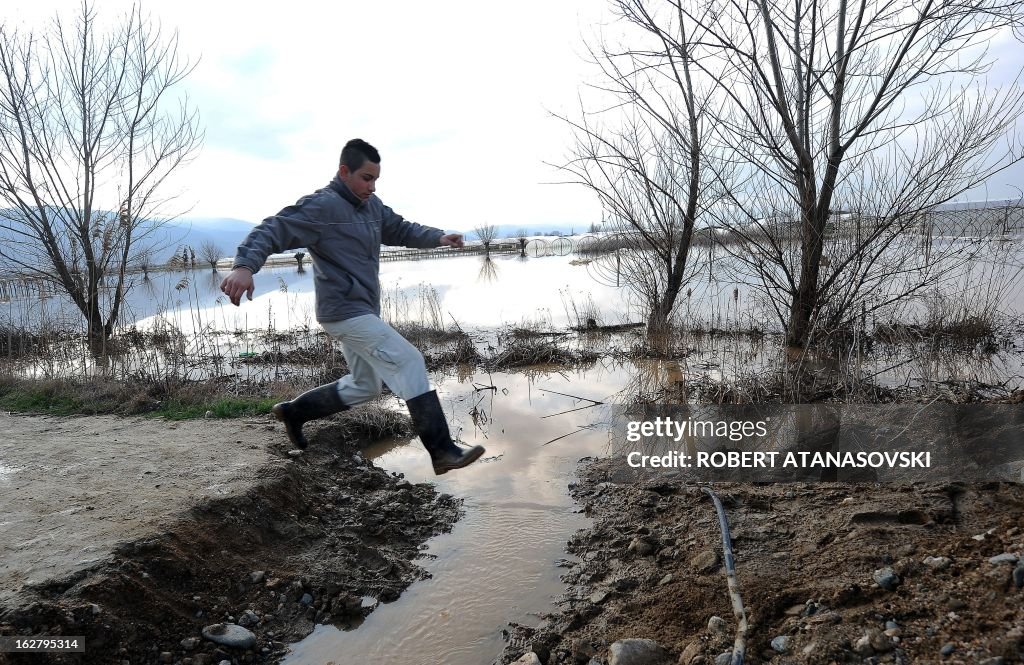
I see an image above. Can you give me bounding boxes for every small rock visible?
[628,537,657,557]
[713,652,733,665]
[691,549,720,573]
[287,449,303,457]
[572,638,597,661]
[180,637,200,650]
[940,642,955,656]
[988,553,1020,565]
[237,609,259,627]
[770,635,790,653]
[679,641,702,663]
[870,629,895,653]
[895,543,917,557]
[659,574,674,586]
[885,620,899,630]
[923,556,952,570]
[609,638,668,665]
[590,590,609,604]
[854,633,874,656]
[249,571,265,584]
[201,623,257,650]
[873,567,901,591]
[1014,563,1024,589]
[707,616,728,635]
[300,593,314,606]
[511,653,542,665]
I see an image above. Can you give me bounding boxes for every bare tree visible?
[473,223,498,252]
[555,0,726,332]
[672,0,1024,346]
[199,240,222,272]
[135,249,153,281]
[0,1,201,351]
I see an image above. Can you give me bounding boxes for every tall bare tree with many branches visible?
[677,0,1024,346]
[0,1,201,351]
[567,0,1024,346]
[556,0,728,332]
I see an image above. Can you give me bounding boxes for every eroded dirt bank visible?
[500,459,1024,665]
[0,414,461,665]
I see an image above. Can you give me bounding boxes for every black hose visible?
[702,486,748,665]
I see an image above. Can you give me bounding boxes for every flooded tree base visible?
[0,414,460,665]
[499,460,1024,664]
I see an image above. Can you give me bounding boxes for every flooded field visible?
[1,238,1023,665]
[2,238,1023,394]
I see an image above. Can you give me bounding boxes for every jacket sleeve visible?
[232,198,324,274]
[379,204,444,249]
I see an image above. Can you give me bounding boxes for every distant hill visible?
[151,216,258,263]
[0,209,258,267]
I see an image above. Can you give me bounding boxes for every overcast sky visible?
[5,1,1024,234]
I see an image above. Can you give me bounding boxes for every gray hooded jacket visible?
[232,176,444,322]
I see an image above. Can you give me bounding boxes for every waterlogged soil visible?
[3,409,1024,665]
[499,460,1024,665]
[0,413,461,665]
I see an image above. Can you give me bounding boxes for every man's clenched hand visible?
[220,267,255,306]
[440,233,464,249]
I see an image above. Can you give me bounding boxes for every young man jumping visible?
[220,138,485,474]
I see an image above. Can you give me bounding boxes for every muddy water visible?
[281,365,631,665]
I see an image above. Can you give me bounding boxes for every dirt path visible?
[0,413,279,608]
[0,412,461,665]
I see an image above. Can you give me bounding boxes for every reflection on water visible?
[282,360,1024,664]
[282,366,623,665]
[2,242,1022,389]
[3,241,1022,337]
[477,256,499,284]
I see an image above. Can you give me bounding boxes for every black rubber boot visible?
[406,390,486,475]
[271,383,348,449]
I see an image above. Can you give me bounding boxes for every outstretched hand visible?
[220,267,255,306]
[440,233,464,249]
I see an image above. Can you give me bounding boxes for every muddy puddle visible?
[283,367,625,665]
[282,361,1024,664]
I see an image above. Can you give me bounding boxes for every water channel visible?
[281,366,625,665]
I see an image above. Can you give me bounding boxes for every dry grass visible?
[486,337,599,370]
[307,405,413,447]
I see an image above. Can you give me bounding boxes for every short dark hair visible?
[339,139,380,172]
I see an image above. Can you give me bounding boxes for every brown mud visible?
[0,414,460,665]
[499,458,1024,665]
[3,403,1024,665]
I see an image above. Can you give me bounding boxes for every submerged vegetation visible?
[0,238,1021,417]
